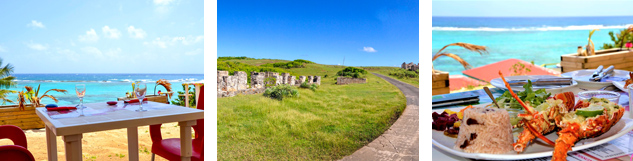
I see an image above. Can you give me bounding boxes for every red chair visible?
[0,125,35,161]
[150,85,203,161]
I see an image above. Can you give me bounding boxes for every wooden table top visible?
[35,101,204,136]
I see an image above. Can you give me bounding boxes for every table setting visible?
[432,67,633,161]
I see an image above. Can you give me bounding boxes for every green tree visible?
[0,58,16,105]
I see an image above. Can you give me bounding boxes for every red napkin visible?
[47,106,77,111]
[125,98,148,103]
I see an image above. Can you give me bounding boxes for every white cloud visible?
[25,42,48,51]
[81,46,103,57]
[144,35,203,48]
[0,45,6,52]
[78,29,99,42]
[363,47,377,53]
[127,26,147,39]
[144,37,168,48]
[172,35,204,45]
[184,48,202,56]
[102,26,121,39]
[27,20,45,29]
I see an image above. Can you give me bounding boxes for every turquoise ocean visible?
[1,74,204,106]
[433,16,633,75]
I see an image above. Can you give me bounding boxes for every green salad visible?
[495,80,551,109]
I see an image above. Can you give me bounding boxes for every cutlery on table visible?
[591,65,604,78]
[591,65,615,82]
[507,77,573,86]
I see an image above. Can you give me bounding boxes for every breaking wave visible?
[432,24,633,31]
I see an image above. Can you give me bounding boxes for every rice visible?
[453,107,514,154]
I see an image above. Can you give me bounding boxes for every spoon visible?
[484,87,501,108]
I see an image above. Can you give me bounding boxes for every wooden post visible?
[194,84,201,105]
[63,134,83,161]
[184,84,190,108]
[127,127,139,161]
[46,125,58,161]
[179,120,196,161]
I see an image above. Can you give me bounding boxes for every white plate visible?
[490,75,577,93]
[613,81,630,93]
[561,69,630,88]
[432,105,633,160]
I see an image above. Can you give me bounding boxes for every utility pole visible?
[343,56,345,66]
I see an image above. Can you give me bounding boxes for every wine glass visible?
[75,84,86,116]
[135,82,147,112]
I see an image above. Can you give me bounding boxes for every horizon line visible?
[432,15,633,18]
[11,73,204,75]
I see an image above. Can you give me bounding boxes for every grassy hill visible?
[362,66,419,88]
[217,58,408,160]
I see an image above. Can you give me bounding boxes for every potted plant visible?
[432,43,488,95]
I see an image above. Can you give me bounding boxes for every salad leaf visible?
[495,80,551,110]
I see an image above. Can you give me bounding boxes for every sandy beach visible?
[0,122,187,161]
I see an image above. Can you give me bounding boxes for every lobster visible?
[498,71,574,152]
[552,99,625,161]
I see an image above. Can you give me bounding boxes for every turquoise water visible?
[1,74,204,106]
[432,16,633,75]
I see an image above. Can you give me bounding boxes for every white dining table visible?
[35,101,204,161]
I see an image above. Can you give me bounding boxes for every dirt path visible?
[340,73,419,161]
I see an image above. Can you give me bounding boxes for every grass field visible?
[362,66,419,88]
[217,59,407,160]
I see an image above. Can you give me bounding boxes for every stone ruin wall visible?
[218,71,321,98]
[336,77,367,85]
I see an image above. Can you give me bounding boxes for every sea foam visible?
[432,24,633,31]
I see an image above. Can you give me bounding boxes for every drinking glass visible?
[135,82,147,112]
[75,84,86,116]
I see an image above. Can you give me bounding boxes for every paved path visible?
[341,73,419,161]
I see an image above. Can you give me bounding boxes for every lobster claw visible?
[553,92,575,111]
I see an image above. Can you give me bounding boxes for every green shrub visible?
[388,69,418,79]
[217,56,254,61]
[309,84,318,91]
[217,61,290,84]
[261,61,305,69]
[170,84,196,108]
[264,77,277,88]
[300,82,310,88]
[299,82,318,91]
[293,59,315,64]
[263,84,299,100]
[602,28,633,49]
[336,67,367,78]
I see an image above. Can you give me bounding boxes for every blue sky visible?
[218,0,419,67]
[433,0,633,17]
[0,0,203,74]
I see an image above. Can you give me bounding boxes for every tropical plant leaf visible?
[432,53,473,69]
[433,42,488,56]
[42,89,68,96]
[40,95,59,103]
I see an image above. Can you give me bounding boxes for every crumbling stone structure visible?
[218,70,321,97]
[337,77,367,85]
[401,62,419,71]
